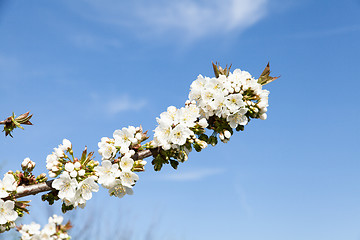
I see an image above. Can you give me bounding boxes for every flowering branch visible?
[11,149,154,200]
[0,63,278,236]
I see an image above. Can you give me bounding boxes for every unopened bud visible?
[135,133,142,141]
[219,132,224,141]
[49,172,56,178]
[78,169,85,176]
[260,113,267,120]
[70,171,78,178]
[196,139,208,149]
[36,173,48,183]
[224,130,231,139]
[74,161,81,169]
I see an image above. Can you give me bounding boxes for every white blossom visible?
[54,147,65,158]
[170,124,193,146]
[77,177,99,201]
[61,139,72,151]
[19,222,41,240]
[227,108,248,128]
[120,171,139,188]
[108,179,133,198]
[198,118,208,128]
[120,156,134,172]
[0,200,18,224]
[48,215,63,225]
[52,172,78,200]
[98,137,117,160]
[113,126,137,152]
[94,160,121,188]
[0,174,17,198]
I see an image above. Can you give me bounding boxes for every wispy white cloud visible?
[106,95,147,114]
[88,93,148,116]
[67,0,268,40]
[70,33,122,50]
[161,168,225,181]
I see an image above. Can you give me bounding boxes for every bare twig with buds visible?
[0,112,33,137]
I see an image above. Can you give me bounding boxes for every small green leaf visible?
[236,125,245,131]
[152,155,165,171]
[198,134,208,142]
[169,160,179,170]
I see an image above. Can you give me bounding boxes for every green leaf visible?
[236,125,245,131]
[170,159,179,170]
[198,134,208,142]
[152,155,165,171]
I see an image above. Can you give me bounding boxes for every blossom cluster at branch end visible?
[18,214,71,240]
[149,63,275,171]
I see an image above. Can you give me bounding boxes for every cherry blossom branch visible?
[0,63,278,236]
[9,149,154,200]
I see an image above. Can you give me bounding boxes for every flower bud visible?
[260,113,267,120]
[21,158,36,172]
[219,132,225,141]
[70,171,78,178]
[224,130,231,139]
[78,169,85,176]
[21,158,31,168]
[196,139,208,149]
[49,172,56,178]
[74,161,81,169]
[65,162,74,172]
[135,132,142,141]
[36,173,48,183]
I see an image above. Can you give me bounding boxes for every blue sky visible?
[1,0,360,239]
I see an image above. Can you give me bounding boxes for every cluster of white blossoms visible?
[0,63,276,236]
[46,127,147,210]
[52,171,99,209]
[46,139,72,178]
[150,67,271,170]
[153,104,208,151]
[0,173,18,232]
[48,139,100,209]
[96,126,146,198]
[189,68,269,129]
[18,214,71,240]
